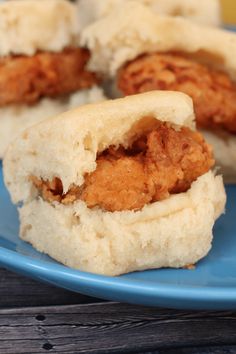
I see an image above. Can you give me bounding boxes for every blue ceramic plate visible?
[0,163,236,310]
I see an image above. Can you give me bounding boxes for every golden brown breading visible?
[0,47,98,106]
[81,155,151,211]
[118,53,236,134]
[31,121,214,212]
[30,175,81,205]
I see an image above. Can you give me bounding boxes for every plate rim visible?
[1,245,236,304]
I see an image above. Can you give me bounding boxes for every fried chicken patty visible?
[31,121,214,212]
[0,47,98,106]
[118,53,236,134]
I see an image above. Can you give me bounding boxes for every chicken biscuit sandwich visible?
[82,2,236,180]
[4,91,226,276]
[0,0,105,158]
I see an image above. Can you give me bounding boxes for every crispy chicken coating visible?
[118,53,236,134]
[31,121,214,212]
[0,47,98,106]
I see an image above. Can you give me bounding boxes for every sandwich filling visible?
[31,120,214,212]
[118,52,236,134]
[0,47,98,106]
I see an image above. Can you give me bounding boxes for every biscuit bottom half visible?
[19,171,225,276]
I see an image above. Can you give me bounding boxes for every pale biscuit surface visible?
[202,130,236,183]
[0,87,106,159]
[0,0,79,55]
[77,0,221,29]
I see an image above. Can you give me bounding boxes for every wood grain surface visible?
[0,300,236,353]
[1,267,236,354]
[0,268,101,308]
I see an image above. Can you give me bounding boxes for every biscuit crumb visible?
[184,264,196,270]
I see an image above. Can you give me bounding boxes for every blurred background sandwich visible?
[0,0,105,158]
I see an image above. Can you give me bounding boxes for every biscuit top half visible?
[0,0,80,56]
[4,91,195,204]
[81,2,236,79]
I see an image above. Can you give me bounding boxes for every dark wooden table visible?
[1,268,236,354]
